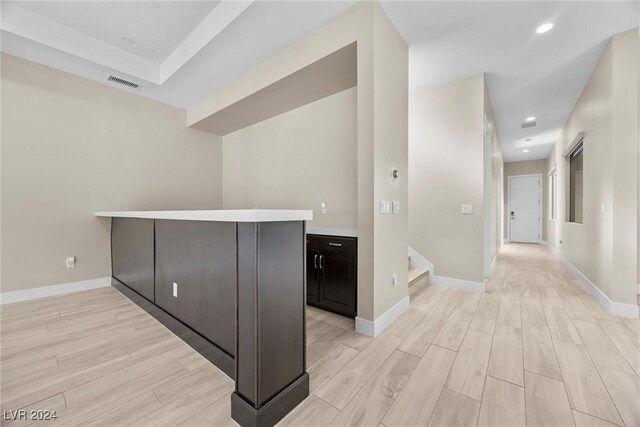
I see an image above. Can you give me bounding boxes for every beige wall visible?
[190,2,409,322]
[371,4,409,317]
[223,87,357,229]
[546,28,639,304]
[1,54,223,293]
[504,160,547,242]
[409,75,485,283]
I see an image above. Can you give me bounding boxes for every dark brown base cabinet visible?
[306,234,357,318]
[109,216,309,427]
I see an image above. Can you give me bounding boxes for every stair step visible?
[408,268,428,286]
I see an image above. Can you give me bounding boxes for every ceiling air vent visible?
[106,75,141,90]
[521,121,536,129]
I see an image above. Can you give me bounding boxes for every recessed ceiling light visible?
[150,1,160,8]
[525,138,532,142]
[536,23,554,34]
[523,149,531,153]
[121,36,136,45]
[526,116,536,122]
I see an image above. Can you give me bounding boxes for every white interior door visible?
[509,175,541,243]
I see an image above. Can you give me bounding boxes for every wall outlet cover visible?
[461,204,473,214]
[65,256,75,269]
[392,201,400,214]
[380,200,391,214]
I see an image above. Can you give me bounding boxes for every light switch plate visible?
[392,201,400,214]
[380,200,391,214]
[461,204,473,214]
[172,282,178,298]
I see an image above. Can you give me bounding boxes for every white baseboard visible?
[408,247,434,277]
[430,275,485,293]
[541,240,557,254]
[0,277,112,305]
[355,296,410,337]
[489,256,497,277]
[558,256,639,319]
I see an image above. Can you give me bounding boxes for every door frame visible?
[507,173,542,244]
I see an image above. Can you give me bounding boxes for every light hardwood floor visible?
[1,244,638,426]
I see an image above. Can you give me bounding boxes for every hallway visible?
[285,243,640,426]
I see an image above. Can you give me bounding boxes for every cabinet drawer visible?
[307,234,356,254]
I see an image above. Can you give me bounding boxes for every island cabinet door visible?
[154,219,237,357]
[111,218,155,302]
[306,249,320,305]
[319,251,357,317]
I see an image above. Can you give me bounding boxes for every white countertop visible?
[306,226,358,238]
[95,209,313,223]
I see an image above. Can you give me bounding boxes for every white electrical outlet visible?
[461,204,473,214]
[392,273,397,287]
[380,200,391,214]
[65,256,75,269]
[321,202,327,214]
[173,282,178,298]
[392,201,400,214]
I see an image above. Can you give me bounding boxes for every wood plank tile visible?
[522,322,562,380]
[446,329,493,401]
[429,289,464,316]
[134,375,234,426]
[383,303,430,339]
[521,296,547,326]
[277,396,339,427]
[524,371,574,426]
[620,316,639,339]
[455,291,482,312]
[398,312,448,357]
[307,344,359,393]
[477,376,526,427]
[381,345,456,427]
[315,334,402,410]
[544,306,582,344]
[81,392,162,426]
[573,319,635,375]
[487,324,524,386]
[180,393,238,427]
[553,341,623,425]
[328,350,419,427]
[572,410,620,427]
[598,319,640,375]
[428,388,480,427]
[496,297,521,328]
[597,366,639,427]
[562,296,597,324]
[469,294,500,335]
[432,309,473,351]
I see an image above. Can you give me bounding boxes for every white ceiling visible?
[1,0,356,104]
[12,1,221,64]
[381,1,639,162]
[1,1,638,162]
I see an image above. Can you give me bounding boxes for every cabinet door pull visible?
[314,254,318,269]
[328,242,342,247]
[319,255,324,269]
